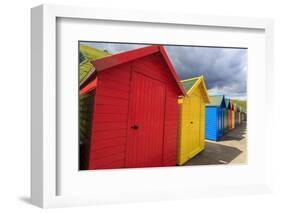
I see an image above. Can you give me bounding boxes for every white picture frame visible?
[31,4,274,208]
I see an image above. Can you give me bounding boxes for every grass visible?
[79,44,111,82]
[232,99,247,112]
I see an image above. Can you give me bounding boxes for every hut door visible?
[217,108,223,136]
[186,94,201,156]
[126,72,165,168]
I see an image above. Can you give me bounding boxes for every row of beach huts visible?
[205,94,246,141]
[177,79,246,165]
[79,45,247,170]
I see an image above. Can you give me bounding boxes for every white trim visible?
[31,5,43,207]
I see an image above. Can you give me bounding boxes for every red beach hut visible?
[79,45,185,170]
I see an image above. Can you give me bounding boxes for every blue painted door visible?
[217,108,223,137]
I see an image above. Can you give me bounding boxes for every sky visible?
[81,42,247,100]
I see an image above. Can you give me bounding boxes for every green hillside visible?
[79,44,111,82]
[232,99,247,112]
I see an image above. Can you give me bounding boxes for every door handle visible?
[131,124,139,130]
[190,121,193,124]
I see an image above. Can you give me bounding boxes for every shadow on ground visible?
[18,196,31,205]
[219,122,247,141]
[185,122,247,166]
[185,142,242,165]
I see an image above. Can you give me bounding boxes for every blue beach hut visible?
[205,95,226,141]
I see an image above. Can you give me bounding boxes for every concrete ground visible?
[185,122,247,166]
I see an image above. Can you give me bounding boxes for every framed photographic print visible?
[31,4,274,208]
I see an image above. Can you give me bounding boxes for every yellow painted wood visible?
[232,111,235,128]
[177,82,208,165]
[178,98,183,104]
[233,103,237,112]
[238,112,241,125]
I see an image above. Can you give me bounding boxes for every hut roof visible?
[180,76,210,103]
[81,45,185,96]
[206,95,226,108]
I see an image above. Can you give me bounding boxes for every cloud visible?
[164,46,247,99]
[80,42,247,100]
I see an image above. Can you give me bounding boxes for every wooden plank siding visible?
[205,107,218,141]
[88,64,131,169]
[162,86,179,166]
[132,54,172,83]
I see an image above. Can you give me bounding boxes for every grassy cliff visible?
[232,99,247,112]
[79,44,111,82]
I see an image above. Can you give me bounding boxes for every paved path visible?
[185,122,247,166]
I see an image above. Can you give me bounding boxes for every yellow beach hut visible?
[238,106,242,125]
[230,100,235,129]
[177,76,210,165]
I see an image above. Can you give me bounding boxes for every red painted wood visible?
[87,65,131,170]
[92,45,159,71]
[91,152,125,167]
[93,122,127,132]
[91,145,126,160]
[95,95,128,106]
[94,104,128,114]
[94,113,128,123]
[98,78,130,92]
[162,88,179,166]
[132,55,171,83]
[97,72,130,86]
[93,137,126,150]
[98,65,131,84]
[86,46,183,170]
[94,129,127,141]
[80,78,97,95]
[125,71,166,168]
[96,86,130,100]
[228,110,232,129]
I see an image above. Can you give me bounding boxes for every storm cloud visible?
[81,42,247,100]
